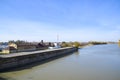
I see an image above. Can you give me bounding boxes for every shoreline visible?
[0,47,78,72]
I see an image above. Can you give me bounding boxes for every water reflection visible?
[74,51,80,55]
[118,44,120,47]
[118,40,120,47]
[0,77,7,80]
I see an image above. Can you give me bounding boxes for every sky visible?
[0,0,120,42]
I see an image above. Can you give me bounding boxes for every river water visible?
[0,44,120,80]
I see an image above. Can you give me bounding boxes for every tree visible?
[8,40,15,43]
[73,42,80,48]
[61,42,68,47]
[119,40,120,46]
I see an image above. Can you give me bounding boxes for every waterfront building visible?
[9,43,17,49]
[0,47,9,54]
[0,42,48,54]
[49,42,61,49]
[0,43,18,54]
[0,43,9,54]
[16,44,36,52]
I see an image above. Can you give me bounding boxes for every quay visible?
[0,47,77,71]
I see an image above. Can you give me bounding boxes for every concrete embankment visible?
[0,47,77,71]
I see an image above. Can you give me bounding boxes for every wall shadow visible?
[0,77,8,80]
[0,51,77,73]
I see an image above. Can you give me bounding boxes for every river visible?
[0,44,120,80]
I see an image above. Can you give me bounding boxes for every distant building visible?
[49,42,61,49]
[0,47,9,54]
[17,44,36,52]
[0,43,9,54]
[0,42,48,54]
[9,43,17,49]
[0,43,17,54]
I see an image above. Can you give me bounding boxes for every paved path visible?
[0,47,72,58]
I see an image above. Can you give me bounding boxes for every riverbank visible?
[0,47,77,71]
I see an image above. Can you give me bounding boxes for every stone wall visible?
[0,47,77,71]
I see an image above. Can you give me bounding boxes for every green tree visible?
[8,40,15,43]
[73,42,80,48]
[119,40,120,46]
[61,42,68,47]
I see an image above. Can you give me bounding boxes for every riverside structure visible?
[0,47,77,71]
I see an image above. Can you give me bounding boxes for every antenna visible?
[57,34,59,42]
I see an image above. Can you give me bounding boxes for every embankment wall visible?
[0,47,77,71]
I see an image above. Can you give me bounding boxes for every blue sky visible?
[0,0,120,42]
